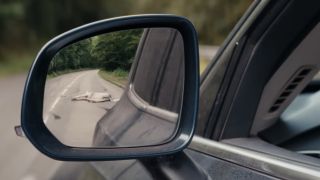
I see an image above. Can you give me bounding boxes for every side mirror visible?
[21,15,199,161]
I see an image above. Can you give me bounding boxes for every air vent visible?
[268,67,313,113]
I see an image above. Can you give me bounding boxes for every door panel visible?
[50,148,279,180]
[185,149,277,180]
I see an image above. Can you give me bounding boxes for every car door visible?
[135,0,320,179]
[189,0,320,179]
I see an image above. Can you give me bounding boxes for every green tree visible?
[136,0,251,45]
[48,29,142,74]
[23,0,134,40]
[49,38,93,73]
[91,29,142,71]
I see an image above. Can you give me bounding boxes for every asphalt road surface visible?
[44,69,123,147]
[0,70,124,180]
[0,74,59,180]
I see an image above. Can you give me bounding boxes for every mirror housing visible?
[21,15,199,161]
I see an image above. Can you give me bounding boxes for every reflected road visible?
[44,70,123,146]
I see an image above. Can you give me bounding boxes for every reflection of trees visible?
[50,39,93,73]
[48,29,142,75]
[92,29,143,71]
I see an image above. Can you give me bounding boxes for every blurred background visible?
[0,0,251,179]
[0,0,252,75]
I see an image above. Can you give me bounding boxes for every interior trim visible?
[252,22,320,135]
[189,136,320,180]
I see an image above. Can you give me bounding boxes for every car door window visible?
[1,1,257,180]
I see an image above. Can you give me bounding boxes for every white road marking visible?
[44,73,85,124]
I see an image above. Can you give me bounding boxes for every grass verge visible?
[0,53,34,77]
[98,69,128,88]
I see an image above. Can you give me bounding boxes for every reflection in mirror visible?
[44,28,184,147]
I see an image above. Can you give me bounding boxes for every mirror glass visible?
[43,28,185,147]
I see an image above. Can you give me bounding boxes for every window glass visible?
[147,0,254,74]
[0,1,254,179]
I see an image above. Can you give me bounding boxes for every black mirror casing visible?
[21,15,199,161]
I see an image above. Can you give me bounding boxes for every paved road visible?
[0,74,58,180]
[44,70,123,147]
[0,70,123,180]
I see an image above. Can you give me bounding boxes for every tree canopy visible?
[0,0,252,58]
[92,29,142,71]
[49,29,143,74]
